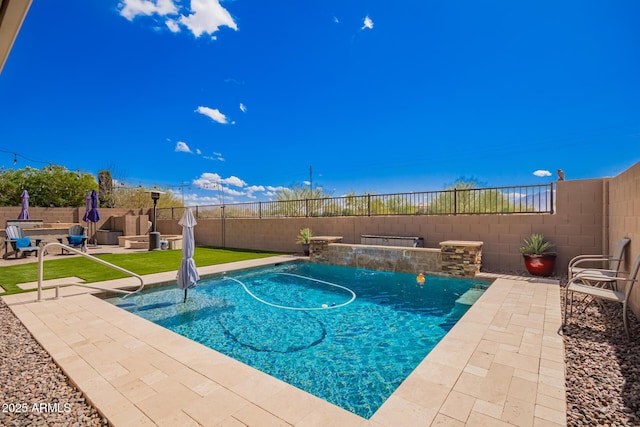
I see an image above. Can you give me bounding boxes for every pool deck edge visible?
[371,274,566,426]
[3,260,566,426]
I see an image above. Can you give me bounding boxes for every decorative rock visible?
[562,284,640,426]
[0,300,103,426]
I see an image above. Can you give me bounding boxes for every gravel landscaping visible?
[0,299,106,427]
[562,288,640,427]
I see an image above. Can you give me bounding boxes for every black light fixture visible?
[146,188,164,250]
[148,190,164,232]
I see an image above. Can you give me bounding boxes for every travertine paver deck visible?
[2,259,566,426]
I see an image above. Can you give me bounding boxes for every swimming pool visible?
[106,263,490,418]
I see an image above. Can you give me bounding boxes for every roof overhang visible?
[0,0,32,74]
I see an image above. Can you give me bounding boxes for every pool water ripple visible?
[218,309,327,353]
[108,263,489,419]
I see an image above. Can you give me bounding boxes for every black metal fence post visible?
[454,188,458,215]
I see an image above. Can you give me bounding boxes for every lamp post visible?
[146,189,164,251]
[150,191,160,232]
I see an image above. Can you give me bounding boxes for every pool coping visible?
[2,256,566,426]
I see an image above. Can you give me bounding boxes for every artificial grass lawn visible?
[0,247,285,295]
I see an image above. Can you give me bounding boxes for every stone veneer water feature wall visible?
[309,236,483,278]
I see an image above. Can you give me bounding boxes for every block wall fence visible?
[608,161,640,316]
[2,162,639,315]
[157,178,607,275]
[0,208,148,251]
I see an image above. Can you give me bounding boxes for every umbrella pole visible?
[184,289,187,303]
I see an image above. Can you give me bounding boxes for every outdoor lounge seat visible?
[563,253,640,339]
[64,225,88,252]
[4,225,41,259]
[567,237,631,282]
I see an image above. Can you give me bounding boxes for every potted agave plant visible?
[296,227,313,256]
[520,233,557,277]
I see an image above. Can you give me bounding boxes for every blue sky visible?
[0,0,638,205]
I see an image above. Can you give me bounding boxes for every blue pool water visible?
[106,263,490,418]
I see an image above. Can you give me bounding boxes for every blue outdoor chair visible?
[64,225,88,253]
[4,225,41,259]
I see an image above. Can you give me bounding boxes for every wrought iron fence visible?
[157,183,554,220]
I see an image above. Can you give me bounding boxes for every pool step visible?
[455,287,485,306]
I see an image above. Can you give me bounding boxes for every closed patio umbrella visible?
[86,190,100,246]
[82,192,91,223]
[177,208,199,303]
[18,190,30,219]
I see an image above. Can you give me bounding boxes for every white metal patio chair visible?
[564,253,640,339]
[567,237,631,282]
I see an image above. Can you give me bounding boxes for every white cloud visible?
[362,15,374,30]
[166,19,180,33]
[224,78,244,85]
[192,173,293,202]
[192,173,244,190]
[221,176,246,187]
[245,185,265,198]
[239,103,247,113]
[196,106,229,124]
[203,152,225,161]
[195,148,202,155]
[179,0,238,38]
[175,141,192,153]
[119,0,236,39]
[193,172,222,188]
[182,193,222,205]
[533,170,552,177]
[333,16,339,24]
[203,156,222,161]
[223,187,245,196]
[119,0,178,21]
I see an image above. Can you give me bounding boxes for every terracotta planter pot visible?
[523,254,557,277]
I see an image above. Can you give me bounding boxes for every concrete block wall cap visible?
[439,240,484,247]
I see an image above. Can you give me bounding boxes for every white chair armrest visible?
[569,255,614,269]
[570,268,619,284]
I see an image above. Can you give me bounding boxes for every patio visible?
[2,252,567,426]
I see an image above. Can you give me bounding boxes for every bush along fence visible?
[157,183,555,220]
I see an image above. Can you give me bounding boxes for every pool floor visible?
[2,256,567,426]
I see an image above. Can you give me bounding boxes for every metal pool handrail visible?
[37,242,145,301]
